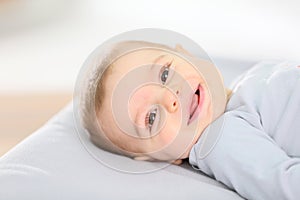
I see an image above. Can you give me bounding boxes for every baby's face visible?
[97,47,223,162]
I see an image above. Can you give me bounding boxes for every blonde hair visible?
[79,40,232,158]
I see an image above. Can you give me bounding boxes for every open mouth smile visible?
[187,84,204,125]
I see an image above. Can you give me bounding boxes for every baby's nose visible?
[162,89,179,113]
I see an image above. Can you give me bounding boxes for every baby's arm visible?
[189,112,300,200]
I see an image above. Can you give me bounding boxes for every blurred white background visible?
[0,0,299,92]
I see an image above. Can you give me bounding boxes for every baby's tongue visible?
[190,94,198,115]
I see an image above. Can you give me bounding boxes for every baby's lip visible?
[187,84,204,125]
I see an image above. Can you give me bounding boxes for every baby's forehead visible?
[117,48,176,61]
[104,46,195,99]
[111,48,181,71]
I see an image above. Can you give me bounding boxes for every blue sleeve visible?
[189,112,300,200]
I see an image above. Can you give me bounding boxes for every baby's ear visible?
[175,44,193,57]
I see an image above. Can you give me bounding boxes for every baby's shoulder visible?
[230,60,298,91]
[228,60,300,107]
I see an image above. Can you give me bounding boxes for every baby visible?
[80,40,300,200]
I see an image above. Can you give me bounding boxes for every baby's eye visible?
[161,67,169,84]
[160,62,172,84]
[145,108,157,131]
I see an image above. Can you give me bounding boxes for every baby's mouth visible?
[188,84,202,125]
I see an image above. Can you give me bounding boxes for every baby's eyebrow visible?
[133,106,153,138]
[150,54,168,71]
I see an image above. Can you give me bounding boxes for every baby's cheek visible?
[158,120,181,146]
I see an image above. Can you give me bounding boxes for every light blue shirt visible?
[189,61,300,200]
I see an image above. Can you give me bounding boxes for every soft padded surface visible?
[0,58,253,200]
